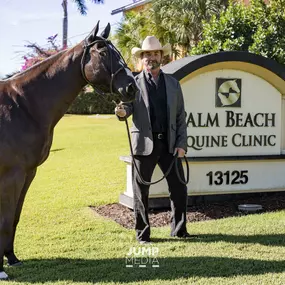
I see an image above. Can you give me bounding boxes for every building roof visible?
[111,0,151,15]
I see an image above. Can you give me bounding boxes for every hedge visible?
[67,89,121,114]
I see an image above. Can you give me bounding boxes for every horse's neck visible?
[15,44,86,129]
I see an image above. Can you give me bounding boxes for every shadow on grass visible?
[153,233,285,246]
[7,256,285,283]
[50,148,65,153]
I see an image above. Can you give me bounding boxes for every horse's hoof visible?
[8,260,22,267]
[0,271,8,280]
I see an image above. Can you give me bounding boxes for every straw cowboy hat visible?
[131,36,171,58]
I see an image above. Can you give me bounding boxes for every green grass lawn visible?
[3,115,285,285]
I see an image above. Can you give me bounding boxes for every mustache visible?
[147,60,160,69]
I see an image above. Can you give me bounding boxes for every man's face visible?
[141,50,162,71]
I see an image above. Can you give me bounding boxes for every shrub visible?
[191,0,285,65]
[67,89,121,114]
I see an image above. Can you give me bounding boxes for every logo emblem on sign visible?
[216,78,241,107]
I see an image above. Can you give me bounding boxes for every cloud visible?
[15,12,62,24]
[0,9,61,26]
[10,21,19,26]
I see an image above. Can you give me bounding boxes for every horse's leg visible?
[4,169,37,266]
[0,167,26,280]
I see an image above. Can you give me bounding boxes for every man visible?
[115,36,190,244]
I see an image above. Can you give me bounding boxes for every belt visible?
[153,132,166,140]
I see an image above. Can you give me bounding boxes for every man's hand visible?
[174,148,185,158]
[115,105,126,118]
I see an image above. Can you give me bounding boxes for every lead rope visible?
[115,101,190,186]
[80,37,190,185]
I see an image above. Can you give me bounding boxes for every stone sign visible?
[120,51,285,208]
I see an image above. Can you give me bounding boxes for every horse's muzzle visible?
[119,81,139,102]
[127,82,139,97]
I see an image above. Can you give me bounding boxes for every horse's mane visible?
[10,44,81,84]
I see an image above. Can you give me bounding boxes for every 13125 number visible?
[206,170,249,185]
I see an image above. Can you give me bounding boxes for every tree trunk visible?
[62,0,68,49]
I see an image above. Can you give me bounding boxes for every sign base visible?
[119,191,285,210]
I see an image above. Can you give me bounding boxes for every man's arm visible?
[175,82,187,156]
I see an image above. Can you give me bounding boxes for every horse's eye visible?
[96,42,105,49]
[100,51,107,57]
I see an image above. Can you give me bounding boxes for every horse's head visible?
[81,22,138,103]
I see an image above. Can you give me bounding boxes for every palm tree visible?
[114,9,179,69]
[114,0,227,67]
[114,0,227,66]
[151,0,227,56]
[62,0,103,49]
[114,10,153,70]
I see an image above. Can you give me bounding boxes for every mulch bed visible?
[91,192,285,229]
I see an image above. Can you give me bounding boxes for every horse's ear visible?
[100,23,111,39]
[86,21,100,43]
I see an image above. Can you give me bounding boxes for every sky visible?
[0,0,132,77]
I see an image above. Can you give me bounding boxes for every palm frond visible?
[72,0,87,15]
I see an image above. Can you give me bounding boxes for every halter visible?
[80,37,127,97]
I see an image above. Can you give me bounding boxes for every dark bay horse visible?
[0,22,138,280]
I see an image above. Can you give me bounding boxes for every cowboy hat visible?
[131,36,171,58]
